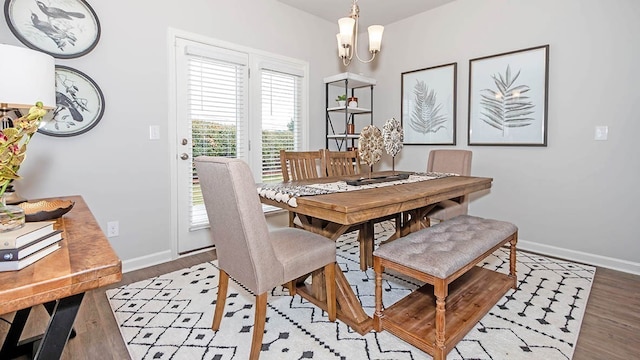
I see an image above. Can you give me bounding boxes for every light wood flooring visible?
[1,250,638,360]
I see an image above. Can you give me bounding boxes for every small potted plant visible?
[336,94,347,107]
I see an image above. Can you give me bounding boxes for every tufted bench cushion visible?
[373,215,518,279]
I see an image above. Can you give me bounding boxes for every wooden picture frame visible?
[468,45,549,146]
[4,0,101,59]
[38,65,105,137]
[401,63,457,145]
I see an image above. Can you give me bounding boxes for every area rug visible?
[106,221,595,360]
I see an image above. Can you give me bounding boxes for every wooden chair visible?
[194,156,336,360]
[321,149,362,177]
[279,149,323,182]
[279,149,324,228]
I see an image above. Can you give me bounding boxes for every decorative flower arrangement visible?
[382,118,404,174]
[358,125,383,177]
[0,102,47,200]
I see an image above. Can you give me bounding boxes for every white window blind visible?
[187,51,247,228]
[260,69,303,183]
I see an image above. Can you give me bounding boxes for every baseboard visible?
[518,240,640,275]
[121,239,640,276]
[121,250,173,273]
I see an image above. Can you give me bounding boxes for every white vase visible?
[0,193,25,232]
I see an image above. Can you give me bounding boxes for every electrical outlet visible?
[107,221,119,237]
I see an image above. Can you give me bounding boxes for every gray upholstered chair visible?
[194,156,336,360]
[425,149,473,224]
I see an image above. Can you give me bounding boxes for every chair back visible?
[322,149,362,177]
[279,150,323,182]
[194,156,283,294]
[427,149,472,176]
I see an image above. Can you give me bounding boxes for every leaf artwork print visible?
[409,80,447,134]
[480,65,535,136]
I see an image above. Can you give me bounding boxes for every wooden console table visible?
[0,195,122,359]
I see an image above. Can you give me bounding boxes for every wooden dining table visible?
[260,171,493,335]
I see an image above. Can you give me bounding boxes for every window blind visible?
[188,53,247,229]
[260,69,303,183]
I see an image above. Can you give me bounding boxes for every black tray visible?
[346,173,410,186]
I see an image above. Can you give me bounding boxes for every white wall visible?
[0,0,338,268]
[372,0,640,273]
[1,0,637,274]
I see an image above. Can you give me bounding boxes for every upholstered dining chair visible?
[279,149,324,227]
[321,148,362,177]
[425,149,473,225]
[194,156,336,360]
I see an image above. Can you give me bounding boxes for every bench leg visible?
[434,279,448,360]
[373,256,384,332]
[509,232,518,288]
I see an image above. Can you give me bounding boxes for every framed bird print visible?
[38,65,105,137]
[4,0,101,58]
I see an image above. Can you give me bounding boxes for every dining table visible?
[259,171,493,335]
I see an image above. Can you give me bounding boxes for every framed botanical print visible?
[4,0,101,58]
[401,62,457,145]
[38,65,105,137]
[468,45,549,146]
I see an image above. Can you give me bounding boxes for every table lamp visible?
[0,44,55,204]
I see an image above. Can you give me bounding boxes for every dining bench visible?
[372,215,518,360]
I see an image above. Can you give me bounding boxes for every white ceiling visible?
[277,0,458,29]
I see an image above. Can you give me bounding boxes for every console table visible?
[0,195,122,359]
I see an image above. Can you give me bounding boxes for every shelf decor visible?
[401,63,457,145]
[4,0,101,59]
[38,65,105,137]
[468,45,549,146]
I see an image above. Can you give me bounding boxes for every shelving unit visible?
[324,72,376,150]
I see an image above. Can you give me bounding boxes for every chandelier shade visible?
[336,0,384,66]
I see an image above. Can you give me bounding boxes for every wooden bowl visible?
[18,200,75,222]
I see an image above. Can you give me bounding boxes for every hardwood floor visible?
[1,250,638,359]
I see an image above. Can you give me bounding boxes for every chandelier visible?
[336,0,384,66]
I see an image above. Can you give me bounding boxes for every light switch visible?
[594,126,608,141]
[149,125,160,140]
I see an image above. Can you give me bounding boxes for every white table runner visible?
[257,172,455,208]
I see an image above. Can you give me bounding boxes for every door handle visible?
[180,153,189,160]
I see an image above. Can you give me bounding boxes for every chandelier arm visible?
[352,10,376,66]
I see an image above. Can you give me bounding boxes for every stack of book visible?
[0,221,63,272]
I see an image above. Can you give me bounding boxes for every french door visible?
[171,32,307,254]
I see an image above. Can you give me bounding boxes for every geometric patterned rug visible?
[106,221,595,360]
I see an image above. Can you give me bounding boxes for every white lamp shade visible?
[336,34,347,58]
[368,25,384,53]
[338,17,355,47]
[0,44,55,109]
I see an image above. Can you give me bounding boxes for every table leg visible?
[0,307,32,358]
[42,301,77,339]
[34,293,85,360]
[296,263,372,335]
[358,221,374,271]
